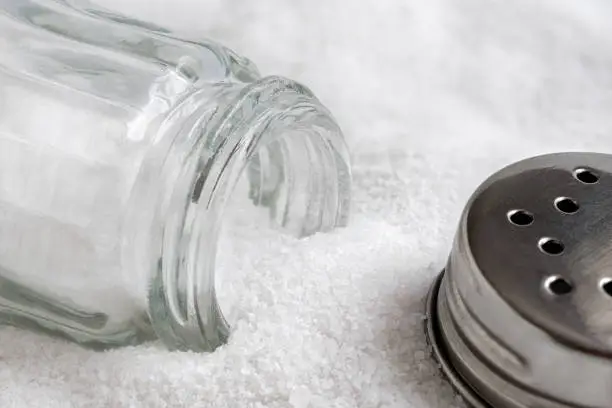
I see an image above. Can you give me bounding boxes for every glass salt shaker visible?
[0,0,351,351]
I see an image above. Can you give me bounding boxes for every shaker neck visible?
[138,76,352,351]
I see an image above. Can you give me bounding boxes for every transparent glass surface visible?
[0,0,351,350]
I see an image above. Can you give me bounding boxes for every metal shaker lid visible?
[425,152,612,408]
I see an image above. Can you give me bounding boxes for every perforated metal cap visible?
[425,152,612,408]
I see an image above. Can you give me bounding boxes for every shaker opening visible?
[148,77,351,351]
[215,124,350,330]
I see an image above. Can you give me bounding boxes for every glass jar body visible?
[0,0,351,350]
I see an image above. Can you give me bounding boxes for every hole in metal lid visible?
[554,197,579,214]
[544,276,573,295]
[507,209,534,226]
[574,168,600,184]
[600,278,612,297]
[539,238,565,255]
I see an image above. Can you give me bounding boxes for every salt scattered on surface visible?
[2,0,612,407]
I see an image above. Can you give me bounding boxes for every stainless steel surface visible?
[425,153,612,408]
[424,271,490,408]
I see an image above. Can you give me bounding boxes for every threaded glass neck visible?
[139,76,351,351]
